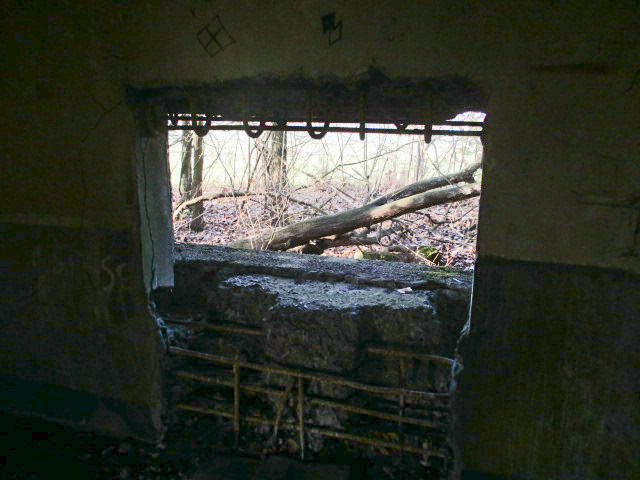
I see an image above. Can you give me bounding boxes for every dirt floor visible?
[1,412,196,479]
[1,410,504,479]
[0,412,443,479]
[173,185,479,270]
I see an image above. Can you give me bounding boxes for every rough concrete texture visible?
[166,244,466,467]
[171,245,471,369]
[174,242,472,294]
[171,244,471,392]
[218,274,458,382]
[460,259,640,479]
[0,223,164,442]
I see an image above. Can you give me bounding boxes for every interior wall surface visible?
[1,0,638,471]
[0,2,164,440]
[459,259,640,479]
[122,0,640,274]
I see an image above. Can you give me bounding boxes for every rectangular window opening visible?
[146,107,486,477]
[167,111,485,271]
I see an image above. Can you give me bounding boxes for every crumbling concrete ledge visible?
[165,244,472,459]
[169,243,471,365]
[172,243,471,298]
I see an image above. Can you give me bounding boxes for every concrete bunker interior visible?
[2,2,639,479]
[138,76,485,478]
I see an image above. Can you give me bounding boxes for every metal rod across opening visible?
[165,116,484,139]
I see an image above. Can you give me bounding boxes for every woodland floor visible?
[173,184,479,270]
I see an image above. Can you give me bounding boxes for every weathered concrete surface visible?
[459,259,640,480]
[174,243,472,292]
[170,244,472,374]
[0,223,164,442]
[216,274,459,383]
[165,243,468,468]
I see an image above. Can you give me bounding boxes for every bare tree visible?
[190,134,205,232]
[265,129,289,225]
[179,130,193,204]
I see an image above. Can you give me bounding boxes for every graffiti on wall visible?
[23,226,135,327]
[195,14,236,58]
[322,12,343,45]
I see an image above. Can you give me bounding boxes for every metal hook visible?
[168,113,180,126]
[192,113,211,137]
[188,99,210,137]
[243,119,265,138]
[307,121,330,139]
[188,98,210,137]
[358,95,366,141]
[242,93,264,138]
[424,92,433,144]
[305,91,329,139]
[424,125,432,144]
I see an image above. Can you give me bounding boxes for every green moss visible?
[358,251,399,262]
[418,245,442,264]
[419,268,461,279]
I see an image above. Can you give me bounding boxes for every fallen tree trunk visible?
[366,161,481,207]
[230,182,481,251]
[307,225,407,251]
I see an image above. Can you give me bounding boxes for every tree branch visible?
[230,182,481,251]
[366,161,481,207]
[173,190,253,220]
[173,190,328,220]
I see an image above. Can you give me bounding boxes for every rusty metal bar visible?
[165,318,264,336]
[177,403,234,419]
[284,423,444,457]
[179,405,446,457]
[233,365,240,448]
[297,377,305,461]
[308,398,443,431]
[244,416,276,427]
[367,346,454,367]
[425,360,434,391]
[241,417,444,456]
[173,345,453,459]
[176,370,233,388]
[306,427,445,457]
[166,123,482,137]
[180,407,446,458]
[399,357,407,435]
[170,347,449,400]
[176,371,285,398]
[177,368,443,430]
[244,385,285,398]
[271,378,295,443]
[166,115,483,128]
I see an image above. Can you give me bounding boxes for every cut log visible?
[230,183,481,251]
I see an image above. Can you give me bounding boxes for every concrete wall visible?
[0,1,164,441]
[460,259,640,478]
[1,0,638,475]
[124,0,639,272]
